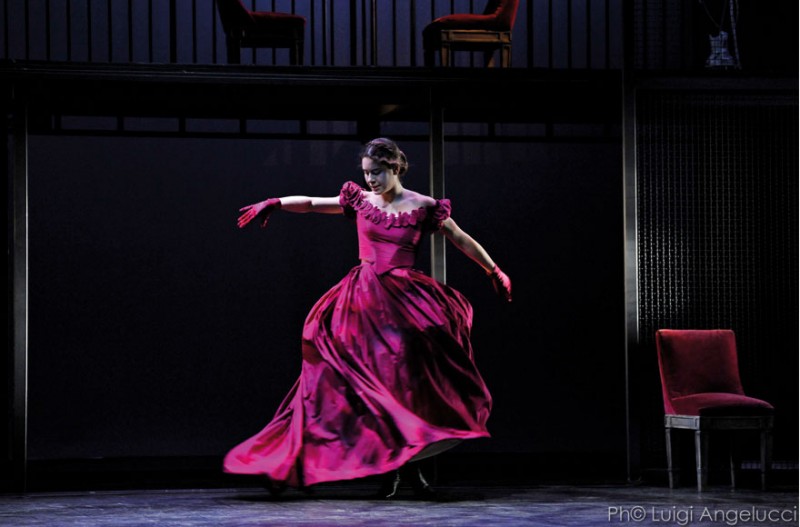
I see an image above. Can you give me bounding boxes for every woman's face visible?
[362,157,398,195]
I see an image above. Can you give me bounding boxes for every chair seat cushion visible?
[423,15,511,48]
[670,392,774,416]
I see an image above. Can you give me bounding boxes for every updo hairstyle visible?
[360,137,409,177]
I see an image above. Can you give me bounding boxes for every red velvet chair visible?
[216,0,305,65]
[655,329,774,491]
[423,0,520,67]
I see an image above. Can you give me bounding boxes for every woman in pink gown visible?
[225,138,512,497]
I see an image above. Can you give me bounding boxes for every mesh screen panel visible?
[635,89,798,467]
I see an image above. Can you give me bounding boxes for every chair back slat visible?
[482,0,520,30]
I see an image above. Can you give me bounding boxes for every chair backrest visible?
[655,329,745,410]
[482,0,521,30]
[216,0,253,32]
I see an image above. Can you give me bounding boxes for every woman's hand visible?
[488,264,512,302]
[238,198,282,229]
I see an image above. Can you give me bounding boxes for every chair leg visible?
[500,43,511,67]
[424,49,435,67]
[760,429,772,490]
[290,40,302,66]
[694,430,709,492]
[483,49,497,68]
[728,433,738,489]
[665,427,676,489]
[440,44,451,67]
[226,35,241,64]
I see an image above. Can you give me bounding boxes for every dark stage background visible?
[4,0,797,490]
[25,136,625,465]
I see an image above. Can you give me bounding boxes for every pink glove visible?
[238,198,282,229]
[488,264,512,302]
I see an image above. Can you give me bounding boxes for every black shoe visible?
[263,476,287,497]
[376,470,402,499]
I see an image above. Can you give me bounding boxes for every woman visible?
[225,138,512,498]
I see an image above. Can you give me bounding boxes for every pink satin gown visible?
[223,181,492,487]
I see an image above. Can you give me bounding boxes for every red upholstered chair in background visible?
[216,0,305,65]
[655,329,774,491]
[423,0,520,67]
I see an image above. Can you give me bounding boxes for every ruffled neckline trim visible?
[340,181,450,230]
[353,193,428,229]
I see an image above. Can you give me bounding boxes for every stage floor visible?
[1,483,797,526]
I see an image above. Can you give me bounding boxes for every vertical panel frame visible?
[429,87,445,283]
[10,100,29,492]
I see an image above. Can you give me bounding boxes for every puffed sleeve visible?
[339,181,364,219]
[424,198,452,232]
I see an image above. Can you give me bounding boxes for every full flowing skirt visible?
[223,263,492,486]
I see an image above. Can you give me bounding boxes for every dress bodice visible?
[339,181,451,274]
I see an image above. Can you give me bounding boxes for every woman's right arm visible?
[238,196,342,229]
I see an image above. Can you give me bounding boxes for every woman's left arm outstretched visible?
[441,217,512,302]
